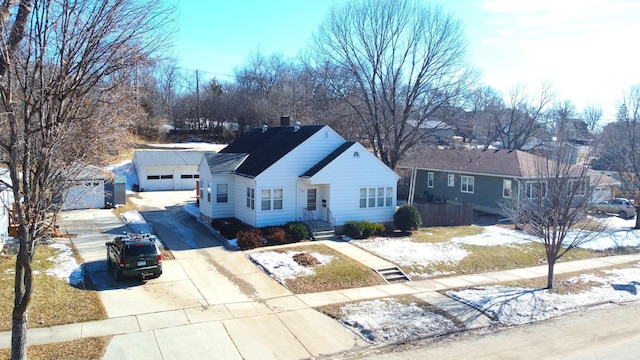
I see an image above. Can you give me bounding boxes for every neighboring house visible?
[0,169,13,252]
[198,124,399,229]
[62,165,111,210]
[133,150,213,191]
[397,149,619,215]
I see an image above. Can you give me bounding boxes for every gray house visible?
[397,149,619,214]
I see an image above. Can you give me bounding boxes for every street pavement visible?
[1,191,640,359]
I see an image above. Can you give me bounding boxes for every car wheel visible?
[114,266,123,282]
[619,211,627,218]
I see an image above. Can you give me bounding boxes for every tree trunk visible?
[635,206,640,229]
[547,259,556,289]
[11,310,27,360]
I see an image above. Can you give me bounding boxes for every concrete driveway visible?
[60,190,366,359]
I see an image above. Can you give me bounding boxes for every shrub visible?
[211,217,245,240]
[361,221,385,238]
[262,226,290,246]
[343,220,365,239]
[237,228,264,250]
[285,221,310,242]
[394,204,422,232]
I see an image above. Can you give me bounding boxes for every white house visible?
[133,150,213,191]
[198,124,400,229]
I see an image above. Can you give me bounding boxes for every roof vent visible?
[293,121,301,132]
[262,124,268,132]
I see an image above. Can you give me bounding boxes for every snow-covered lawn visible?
[249,215,640,344]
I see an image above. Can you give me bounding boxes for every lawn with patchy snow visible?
[247,215,640,344]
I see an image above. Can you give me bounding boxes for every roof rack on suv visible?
[123,232,157,242]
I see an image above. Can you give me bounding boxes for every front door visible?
[306,188,317,212]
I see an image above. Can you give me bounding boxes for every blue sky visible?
[175,0,640,121]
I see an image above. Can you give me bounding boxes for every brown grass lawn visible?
[0,242,109,357]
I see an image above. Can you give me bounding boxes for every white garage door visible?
[63,181,105,210]
[143,174,174,191]
[176,174,199,190]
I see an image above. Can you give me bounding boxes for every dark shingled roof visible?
[397,148,620,186]
[203,153,248,174]
[398,148,542,178]
[219,125,325,177]
[301,142,354,178]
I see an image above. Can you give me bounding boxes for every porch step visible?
[313,230,337,241]
[373,266,411,283]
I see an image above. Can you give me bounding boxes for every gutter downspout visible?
[408,167,417,205]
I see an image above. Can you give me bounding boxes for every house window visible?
[181,174,193,179]
[261,188,283,211]
[147,175,160,180]
[200,182,204,202]
[461,176,474,194]
[160,175,173,179]
[568,179,586,196]
[377,187,385,207]
[359,187,393,208]
[503,179,512,198]
[246,187,254,209]
[368,187,376,207]
[359,188,367,208]
[273,189,283,210]
[261,189,271,210]
[526,181,547,199]
[427,172,434,188]
[207,182,211,202]
[216,184,228,203]
[448,174,455,187]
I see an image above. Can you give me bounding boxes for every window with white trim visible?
[216,184,228,203]
[503,179,512,198]
[448,174,455,187]
[568,179,586,196]
[246,187,255,209]
[461,176,474,193]
[207,182,211,202]
[359,187,394,208]
[525,181,547,199]
[261,188,283,210]
[427,172,434,188]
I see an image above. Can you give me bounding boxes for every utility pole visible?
[196,69,201,130]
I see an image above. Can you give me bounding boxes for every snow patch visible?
[248,251,334,284]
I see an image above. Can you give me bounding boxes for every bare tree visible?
[307,0,476,170]
[500,143,603,289]
[0,1,174,358]
[583,102,603,133]
[596,85,640,229]
[493,83,555,150]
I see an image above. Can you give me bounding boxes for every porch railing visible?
[302,207,318,237]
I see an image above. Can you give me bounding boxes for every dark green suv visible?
[106,233,163,281]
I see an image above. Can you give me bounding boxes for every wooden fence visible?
[414,203,474,227]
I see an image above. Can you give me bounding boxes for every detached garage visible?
[133,150,213,191]
[62,165,110,210]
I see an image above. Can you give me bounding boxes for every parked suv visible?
[593,198,637,218]
[106,233,162,281]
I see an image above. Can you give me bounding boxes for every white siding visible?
[197,160,213,220]
[62,180,105,210]
[209,174,234,219]
[253,126,345,227]
[306,143,399,225]
[233,177,257,226]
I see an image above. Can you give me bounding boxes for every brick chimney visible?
[280,116,290,127]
